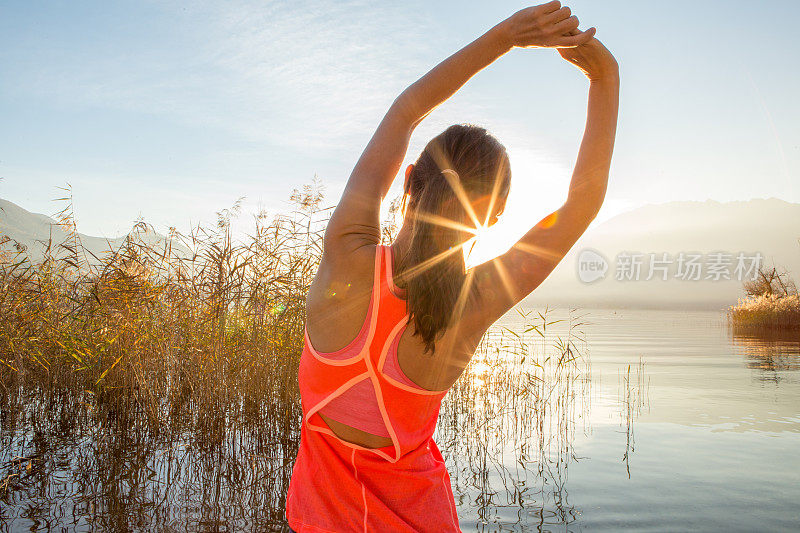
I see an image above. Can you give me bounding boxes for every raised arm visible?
[324,1,596,256]
[469,35,620,328]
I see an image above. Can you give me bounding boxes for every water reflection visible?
[0,386,299,532]
[437,309,598,530]
[731,329,800,377]
[4,308,799,531]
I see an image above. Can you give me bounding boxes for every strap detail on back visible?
[302,244,399,459]
[299,244,448,463]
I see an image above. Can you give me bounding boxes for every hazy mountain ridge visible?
[3,196,798,310]
[594,197,797,234]
[0,198,180,265]
[525,197,800,310]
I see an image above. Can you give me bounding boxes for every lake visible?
[1,307,798,532]
[447,307,800,531]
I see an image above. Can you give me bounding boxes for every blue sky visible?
[1,0,798,240]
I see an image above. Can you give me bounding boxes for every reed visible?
[727,294,800,334]
[0,184,330,426]
[437,307,593,527]
[619,357,648,479]
[728,262,799,335]
[0,183,602,530]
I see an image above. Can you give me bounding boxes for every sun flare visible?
[463,223,515,270]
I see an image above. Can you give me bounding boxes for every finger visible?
[554,15,580,33]
[556,27,595,47]
[544,5,571,23]
[535,0,561,14]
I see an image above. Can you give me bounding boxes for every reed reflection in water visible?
[6,307,799,531]
[1,307,638,532]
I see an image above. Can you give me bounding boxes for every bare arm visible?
[469,36,620,328]
[324,1,596,257]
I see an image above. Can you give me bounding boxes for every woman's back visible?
[307,244,481,381]
[304,243,483,445]
[286,244,461,532]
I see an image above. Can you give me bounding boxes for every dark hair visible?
[396,124,511,354]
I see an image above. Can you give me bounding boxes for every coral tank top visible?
[286,244,461,532]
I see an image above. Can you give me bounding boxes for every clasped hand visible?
[497,1,618,80]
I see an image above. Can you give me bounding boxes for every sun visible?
[458,146,568,270]
[463,223,515,270]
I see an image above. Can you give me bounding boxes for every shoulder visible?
[322,242,380,276]
[307,243,379,309]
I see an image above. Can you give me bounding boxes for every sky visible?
[1,0,798,244]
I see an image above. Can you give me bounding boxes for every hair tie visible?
[440,169,459,181]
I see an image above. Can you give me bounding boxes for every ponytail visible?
[395,124,511,354]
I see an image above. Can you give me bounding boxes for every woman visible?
[286,2,619,531]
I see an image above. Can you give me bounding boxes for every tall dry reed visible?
[728,294,800,334]
[0,183,334,435]
[1,183,601,530]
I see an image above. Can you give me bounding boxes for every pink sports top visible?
[315,248,423,437]
[286,244,461,532]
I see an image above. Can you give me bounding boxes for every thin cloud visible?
[12,1,438,152]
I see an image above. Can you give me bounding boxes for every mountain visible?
[0,198,182,266]
[524,198,800,310]
[4,196,798,310]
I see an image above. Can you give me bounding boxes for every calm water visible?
[452,307,800,532]
[1,308,798,532]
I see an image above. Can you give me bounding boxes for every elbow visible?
[390,93,423,129]
[563,195,604,226]
[584,198,604,221]
[567,177,609,222]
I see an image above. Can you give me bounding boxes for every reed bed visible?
[0,186,328,425]
[0,184,600,530]
[727,294,800,334]
[1,185,325,529]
